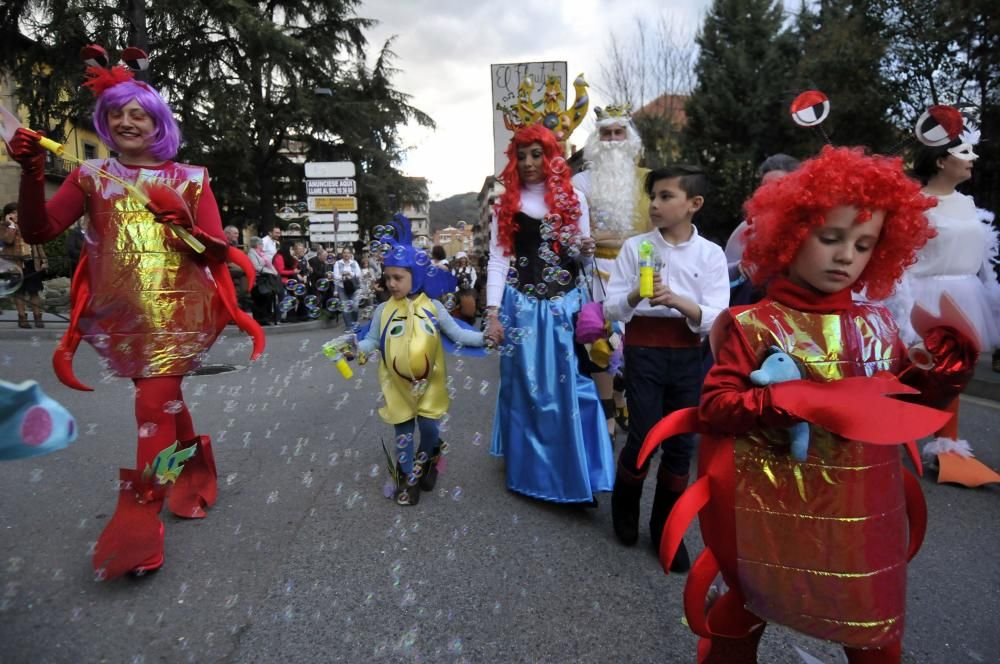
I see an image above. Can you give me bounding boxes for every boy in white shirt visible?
[604,165,729,570]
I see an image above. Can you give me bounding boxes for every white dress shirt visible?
[261,235,278,263]
[604,227,729,336]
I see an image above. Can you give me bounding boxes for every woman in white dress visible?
[894,132,1000,484]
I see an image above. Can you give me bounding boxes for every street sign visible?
[310,232,359,243]
[309,223,358,233]
[308,196,357,212]
[308,213,357,223]
[306,179,356,196]
[304,161,356,178]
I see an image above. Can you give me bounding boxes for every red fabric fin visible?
[53,256,93,391]
[904,440,923,476]
[227,245,256,290]
[638,407,701,468]
[661,475,711,574]
[903,468,927,562]
[769,376,952,444]
[143,182,193,224]
[684,547,720,639]
[208,262,265,361]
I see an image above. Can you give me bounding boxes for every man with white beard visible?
[572,104,650,439]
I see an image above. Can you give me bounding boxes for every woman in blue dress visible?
[484,124,614,503]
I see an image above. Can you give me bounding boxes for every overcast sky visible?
[358,0,718,200]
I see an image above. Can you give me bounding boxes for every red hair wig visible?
[494,124,581,255]
[743,145,936,300]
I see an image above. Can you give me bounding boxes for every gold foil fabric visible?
[76,159,224,377]
[729,300,908,648]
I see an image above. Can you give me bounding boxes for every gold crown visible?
[594,103,632,121]
[496,73,589,143]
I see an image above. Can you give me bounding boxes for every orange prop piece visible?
[937,452,1000,487]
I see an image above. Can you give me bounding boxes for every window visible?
[83,142,97,160]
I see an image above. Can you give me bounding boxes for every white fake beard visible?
[585,140,640,234]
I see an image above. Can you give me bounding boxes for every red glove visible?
[145,182,194,229]
[899,326,979,409]
[8,128,46,176]
[144,182,227,261]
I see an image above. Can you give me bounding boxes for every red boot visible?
[167,435,218,519]
[697,592,766,664]
[92,469,166,580]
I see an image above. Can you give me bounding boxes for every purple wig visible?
[93,81,180,160]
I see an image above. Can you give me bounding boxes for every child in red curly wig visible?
[693,145,979,663]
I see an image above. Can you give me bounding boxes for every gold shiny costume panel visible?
[77,159,225,377]
[730,300,907,648]
[377,294,449,424]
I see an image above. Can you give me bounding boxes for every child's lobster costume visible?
[6,45,264,579]
[635,147,978,663]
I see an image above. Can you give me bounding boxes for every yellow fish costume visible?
[375,292,451,423]
[340,213,486,505]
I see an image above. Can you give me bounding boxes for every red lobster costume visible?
[638,278,975,663]
[8,47,264,580]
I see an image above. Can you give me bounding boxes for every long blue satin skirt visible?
[490,286,614,502]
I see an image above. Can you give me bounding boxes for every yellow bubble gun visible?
[323,336,355,380]
[21,129,204,254]
[638,239,655,299]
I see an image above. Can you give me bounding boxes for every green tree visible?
[1,1,433,240]
[792,1,898,151]
[681,0,801,242]
[875,0,1000,212]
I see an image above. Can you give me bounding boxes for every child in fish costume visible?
[339,214,486,505]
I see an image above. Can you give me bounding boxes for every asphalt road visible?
[0,325,998,664]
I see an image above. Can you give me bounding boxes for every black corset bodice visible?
[510,212,579,299]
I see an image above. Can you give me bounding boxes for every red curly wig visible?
[494,124,581,255]
[743,145,936,300]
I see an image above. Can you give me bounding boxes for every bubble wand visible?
[0,105,204,254]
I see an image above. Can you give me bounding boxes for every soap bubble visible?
[285,279,298,292]
[279,296,297,312]
[0,258,23,296]
[325,297,341,312]
[293,283,307,296]
[314,278,330,292]
[415,251,430,267]
[162,400,184,414]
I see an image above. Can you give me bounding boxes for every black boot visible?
[650,465,690,572]
[611,458,647,546]
[394,463,421,506]
[418,441,447,491]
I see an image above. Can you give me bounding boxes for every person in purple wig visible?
[7,49,264,581]
[92,79,181,161]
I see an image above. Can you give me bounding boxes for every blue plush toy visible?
[749,347,810,461]
[0,380,78,461]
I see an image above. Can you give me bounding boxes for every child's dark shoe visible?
[418,441,447,491]
[395,475,420,506]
